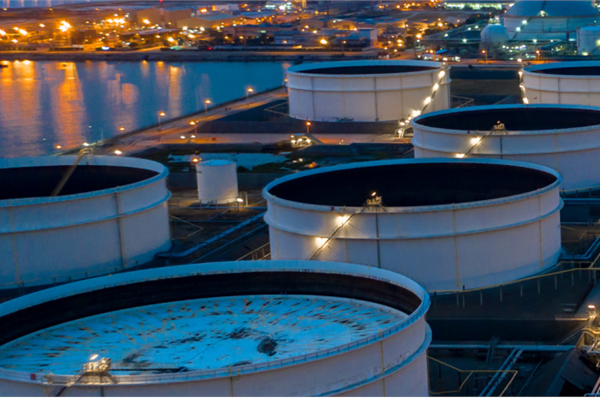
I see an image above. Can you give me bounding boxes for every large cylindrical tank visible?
[0,155,171,289]
[578,26,600,56]
[0,260,431,397]
[286,60,450,122]
[264,159,563,291]
[411,104,600,191]
[503,0,600,41]
[522,61,600,106]
[196,160,239,204]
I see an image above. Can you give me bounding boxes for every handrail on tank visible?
[50,148,93,197]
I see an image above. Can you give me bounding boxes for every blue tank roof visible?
[506,0,599,17]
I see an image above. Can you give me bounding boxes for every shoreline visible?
[0,50,375,62]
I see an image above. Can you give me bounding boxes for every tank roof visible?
[266,160,558,208]
[0,156,167,204]
[0,165,157,201]
[413,105,600,131]
[0,295,404,375]
[525,61,600,76]
[0,261,429,381]
[287,60,441,76]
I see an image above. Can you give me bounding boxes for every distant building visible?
[136,7,196,27]
[176,14,242,30]
[212,4,239,12]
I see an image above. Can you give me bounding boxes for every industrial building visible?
[411,104,600,191]
[522,61,600,107]
[264,158,562,291]
[286,60,450,122]
[0,261,431,397]
[0,155,171,289]
[502,0,600,41]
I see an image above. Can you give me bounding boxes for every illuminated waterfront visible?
[0,60,288,157]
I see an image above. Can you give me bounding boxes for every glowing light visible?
[470,137,481,145]
[433,83,439,91]
[90,354,99,361]
[424,97,432,105]
[142,19,150,24]
[320,38,328,45]
[523,97,529,104]
[439,70,446,79]
[455,153,465,158]
[82,142,90,147]
[55,145,62,149]
[119,127,125,131]
[180,135,186,139]
[114,150,122,155]
[315,237,328,246]
[336,215,350,225]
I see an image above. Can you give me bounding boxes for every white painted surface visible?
[411,104,600,191]
[264,159,563,292]
[523,61,600,107]
[0,261,431,397]
[286,60,450,122]
[196,160,239,204]
[578,26,600,56]
[0,156,171,289]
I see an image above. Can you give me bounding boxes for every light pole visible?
[190,121,197,134]
[204,99,211,113]
[158,111,166,129]
[536,50,540,61]
[306,121,311,134]
[246,87,253,100]
[342,40,346,53]
[482,50,487,63]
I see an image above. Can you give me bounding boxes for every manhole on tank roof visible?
[0,295,405,375]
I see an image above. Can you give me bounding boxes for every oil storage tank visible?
[411,104,600,191]
[286,60,450,122]
[522,61,600,106]
[0,155,171,289]
[0,260,431,397]
[196,160,239,204]
[264,159,563,292]
[578,26,600,56]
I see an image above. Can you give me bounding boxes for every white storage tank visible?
[196,160,239,204]
[411,104,600,191]
[578,26,600,56]
[522,61,600,106]
[0,155,171,289]
[0,260,431,397]
[503,0,600,41]
[264,159,563,292]
[286,60,450,122]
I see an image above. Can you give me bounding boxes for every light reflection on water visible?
[0,60,288,157]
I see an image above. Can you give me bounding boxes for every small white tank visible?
[196,160,239,204]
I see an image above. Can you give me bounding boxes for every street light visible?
[158,111,166,128]
[204,99,211,113]
[306,121,311,134]
[482,49,487,62]
[190,121,197,134]
[246,87,253,100]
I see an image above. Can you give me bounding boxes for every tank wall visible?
[0,169,171,289]
[523,71,600,106]
[578,30,600,55]
[196,163,239,204]
[287,69,450,122]
[505,16,599,41]
[412,122,600,190]
[267,184,562,291]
